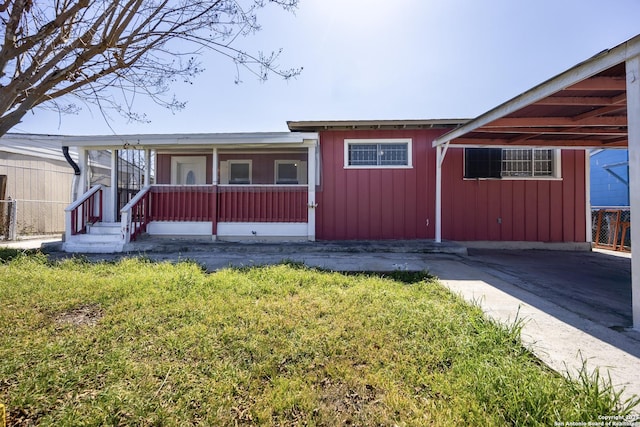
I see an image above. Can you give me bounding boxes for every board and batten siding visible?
[317,130,587,243]
[440,149,587,242]
[316,129,445,240]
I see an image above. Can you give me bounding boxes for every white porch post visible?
[144,149,151,186]
[110,149,118,222]
[307,143,317,241]
[626,54,640,330]
[212,148,218,185]
[78,148,89,194]
[435,145,443,243]
[212,147,218,240]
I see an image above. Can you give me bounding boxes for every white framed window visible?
[464,148,561,179]
[344,139,412,169]
[275,160,307,185]
[170,156,207,185]
[224,160,252,185]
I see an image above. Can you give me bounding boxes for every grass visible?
[0,254,637,426]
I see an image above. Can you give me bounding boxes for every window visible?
[171,156,207,185]
[228,160,251,184]
[275,160,307,184]
[464,148,559,179]
[344,139,412,168]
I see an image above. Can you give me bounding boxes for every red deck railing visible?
[150,185,216,221]
[122,184,308,241]
[67,185,103,235]
[217,185,308,222]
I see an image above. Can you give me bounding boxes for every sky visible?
[14,0,640,136]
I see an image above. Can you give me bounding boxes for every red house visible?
[57,34,640,259]
[287,120,589,248]
[59,119,590,253]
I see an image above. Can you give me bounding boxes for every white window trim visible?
[170,155,207,185]
[228,159,252,185]
[344,138,413,169]
[274,160,307,185]
[463,148,563,180]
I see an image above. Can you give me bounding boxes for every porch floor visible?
[120,236,468,256]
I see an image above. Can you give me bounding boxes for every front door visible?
[171,156,207,185]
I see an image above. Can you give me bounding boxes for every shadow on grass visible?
[0,247,38,262]
[261,259,435,284]
[221,259,435,284]
[342,270,435,284]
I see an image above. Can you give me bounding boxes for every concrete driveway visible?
[460,248,633,330]
[423,248,640,403]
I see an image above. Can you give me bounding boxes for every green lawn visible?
[0,251,637,426]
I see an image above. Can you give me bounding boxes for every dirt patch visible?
[318,377,381,424]
[54,304,103,327]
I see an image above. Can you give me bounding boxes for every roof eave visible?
[287,119,469,132]
[59,132,319,148]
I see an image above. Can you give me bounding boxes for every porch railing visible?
[120,186,152,243]
[119,184,309,242]
[65,185,104,236]
[217,185,308,222]
[151,185,216,221]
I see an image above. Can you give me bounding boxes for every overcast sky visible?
[14,0,640,136]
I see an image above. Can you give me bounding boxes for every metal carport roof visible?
[432,33,640,329]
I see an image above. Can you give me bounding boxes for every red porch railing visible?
[217,185,308,222]
[121,184,308,241]
[120,186,151,242]
[151,185,216,221]
[66,185,103,236]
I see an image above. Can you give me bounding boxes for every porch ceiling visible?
[433,34,640,149]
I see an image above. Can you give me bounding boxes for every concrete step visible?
[62,241,125,254]
[67,233,123,243]
[87,222,121,235]
[63,232,124,253]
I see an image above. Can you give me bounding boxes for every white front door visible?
[171,156,207,185]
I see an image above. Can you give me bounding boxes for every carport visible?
[433,34,640,328]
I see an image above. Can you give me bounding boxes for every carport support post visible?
[435,143,449,243]
[627,54,640,330]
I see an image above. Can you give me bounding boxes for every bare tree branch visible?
[0,0,301,136]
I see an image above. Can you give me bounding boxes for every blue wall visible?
[590,150,629,207]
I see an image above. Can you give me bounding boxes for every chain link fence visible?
[592,208,631,252]
[0,199,67,241]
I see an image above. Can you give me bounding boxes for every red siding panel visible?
[573,151,587,242]
[439,149,586,243]
[562,153,576,242]
[537,181,551,241]
[511,181,526,241]
[316,129,448,240]
[487,180,502,240]
[549,182,563,241]
[500,181,514,241]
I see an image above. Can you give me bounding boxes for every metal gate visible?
[116,149,146,220]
